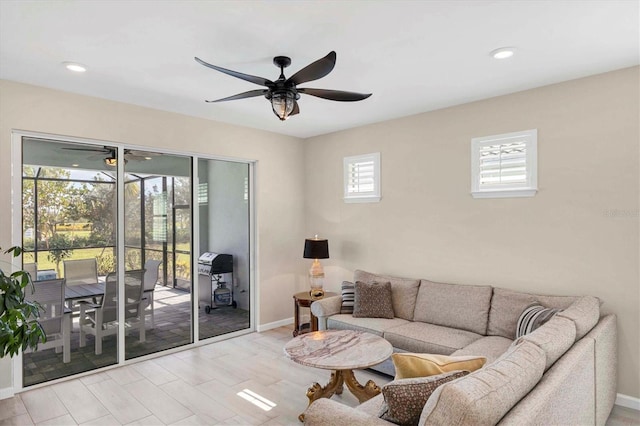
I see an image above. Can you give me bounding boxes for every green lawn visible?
[23,247,113,276]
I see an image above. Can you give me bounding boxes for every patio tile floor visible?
[23,286,250,387]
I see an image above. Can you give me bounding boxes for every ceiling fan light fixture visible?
[271,91,296,121]
[104,157,117,167]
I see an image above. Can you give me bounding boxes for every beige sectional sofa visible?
[306,270,617,425]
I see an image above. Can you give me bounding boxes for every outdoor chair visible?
[79,269,146,355]
[24,278,71,363]
[143,259,161,328]
[63,258,99,286]
[63,258,100,314]
[23,262,37,281]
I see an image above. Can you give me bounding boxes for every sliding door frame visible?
[10,129,257,393]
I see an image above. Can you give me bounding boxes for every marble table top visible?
[284,329,393,370]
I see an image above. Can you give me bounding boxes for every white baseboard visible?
[616,393,640,411]
[0,387,15,400]
[257,317,293,332]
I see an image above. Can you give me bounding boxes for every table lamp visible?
[303,235,329,299]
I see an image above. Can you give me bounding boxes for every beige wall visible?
[0,80,309,389]
[305,67,639,398]
[1,67,638,399]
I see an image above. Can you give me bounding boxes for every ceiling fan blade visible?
[286,51,336,86]
[195,57,274,87]
[290,101,300,117]
[298,88,372,102]
[61,146,110,153]
[205,89,269,103]
[125,149,158,157]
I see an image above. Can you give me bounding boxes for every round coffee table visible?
[284,329,393,421]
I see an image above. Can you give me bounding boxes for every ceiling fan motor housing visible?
[273,56,291,69]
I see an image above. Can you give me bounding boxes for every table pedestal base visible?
[298,369,382,422]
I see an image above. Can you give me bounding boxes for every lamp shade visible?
[303,238,329,259]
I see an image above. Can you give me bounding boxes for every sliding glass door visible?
[197,158,251,340]
[21,137,119,385]
[123,152,193,359]
[18,135,253,388]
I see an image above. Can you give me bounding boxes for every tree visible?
[47,234,73,276]
[22,167,89,250]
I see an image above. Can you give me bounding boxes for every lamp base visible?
[309,288,325,300]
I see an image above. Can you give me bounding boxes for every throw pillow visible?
[392,353,487,379]
[352,281,395,319]
[516,304,563,338]
[340,281,355,314]
[378,370,469,426]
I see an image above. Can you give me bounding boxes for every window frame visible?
[343,152,381,203]
[471,129,538,199]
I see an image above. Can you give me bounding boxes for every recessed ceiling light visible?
[63,62,87,73]
[144,156,152,160]
[72,163,79,167]
[491,47,515,59]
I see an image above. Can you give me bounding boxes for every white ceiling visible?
[1,1,638,139]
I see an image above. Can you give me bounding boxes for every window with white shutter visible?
[344,152,381,203]
[471,129,537,198]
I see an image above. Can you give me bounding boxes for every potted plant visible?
[0,246,46,357]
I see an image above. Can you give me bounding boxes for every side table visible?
[292,291,337,337]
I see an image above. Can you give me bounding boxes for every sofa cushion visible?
[513,315,576,371]
[451,335,513,365]
[304,398,390,426]
[328,314,409,337]
[353,281,395,319]
[340,281,355,314]
[516,304,562,338]
[356,393,385,416]
[556,295,600,340]
[413,280,493,335]
[354,270,420,321]
[487,288,577,339]
[420,340,546,425]
[391,353,486,379]
[384,322,482,354]
[379,371,469,426]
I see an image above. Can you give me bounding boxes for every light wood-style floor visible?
[1,326,638,426]
[0,326,388,425]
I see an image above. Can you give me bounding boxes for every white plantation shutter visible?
[347,160,375,193]
[344,152,381,202]
[471,130,537,198]
[479,140,527,186]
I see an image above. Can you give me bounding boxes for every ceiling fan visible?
[61,146,159,166]
[194,51,372,121]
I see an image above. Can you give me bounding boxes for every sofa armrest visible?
[304,398,390,425]
[311,295,342,330]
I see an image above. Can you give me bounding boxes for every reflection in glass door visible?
[21,138,119,386]
[198,158,251,340]
[124,152,192,359]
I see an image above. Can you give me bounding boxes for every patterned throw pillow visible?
[340,281,355,314]
[353,281,395,319]
[379,370,469,426]
[516,304,563,338]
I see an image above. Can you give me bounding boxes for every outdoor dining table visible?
[65,283,104,302]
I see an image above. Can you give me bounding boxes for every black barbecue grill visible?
[198,252,236,312]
